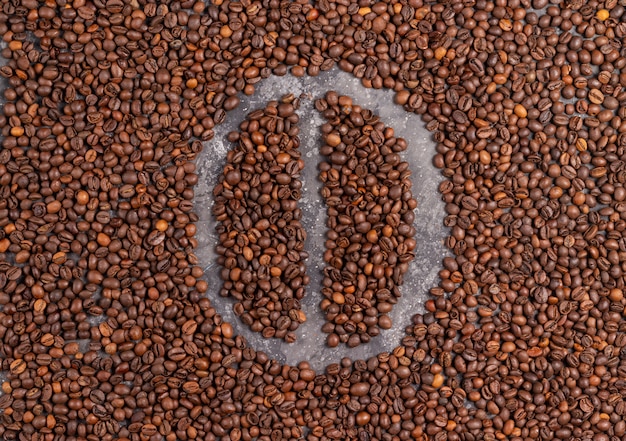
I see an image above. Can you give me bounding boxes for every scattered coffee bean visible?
[1,0,625,439]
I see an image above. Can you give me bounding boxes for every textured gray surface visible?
[194,68,449,371]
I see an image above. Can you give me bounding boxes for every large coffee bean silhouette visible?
[210,82,427,349]
[197,69,446,369]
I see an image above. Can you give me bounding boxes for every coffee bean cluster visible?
[213,96,309,342]
[316,92,417,348]
[1,0,626,439]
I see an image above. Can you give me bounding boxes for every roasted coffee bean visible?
[1,0,626,439]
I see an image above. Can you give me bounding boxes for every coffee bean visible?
[1,0,625,439]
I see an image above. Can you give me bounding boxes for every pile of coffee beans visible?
[1,0,626,439]
[213,96,309,342]
[317,91,417,348]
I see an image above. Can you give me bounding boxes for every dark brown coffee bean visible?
[2,1,625,439]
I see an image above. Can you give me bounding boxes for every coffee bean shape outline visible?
[213,92,418,346]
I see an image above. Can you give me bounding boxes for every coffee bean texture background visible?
[2,0,626,439]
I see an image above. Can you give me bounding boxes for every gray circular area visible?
[194,67,449,371]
